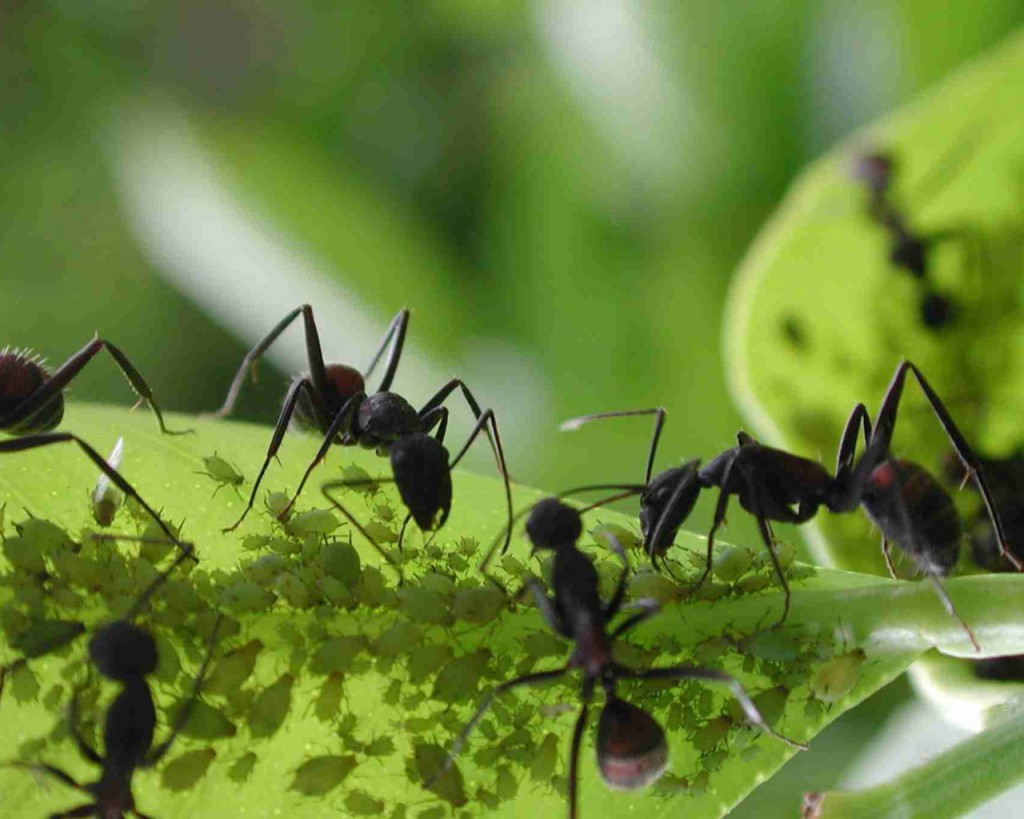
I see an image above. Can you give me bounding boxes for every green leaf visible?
[3,403,1024,818]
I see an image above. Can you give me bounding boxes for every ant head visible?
[526,498,582,553]
[596,696,668,790]
[920,292,955,329]
[0,347,62,431]
[89,621,157,681]
[391,433,452,531]
[851,152,895,193]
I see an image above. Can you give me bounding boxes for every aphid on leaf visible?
[160,747,217,791]
[228,751,258,784]
[195,452,245,497]
[248,673,295,739]
[290,754,358,797]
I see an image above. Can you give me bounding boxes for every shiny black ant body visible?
[852,148,979,330]
[205,306,512,557]
[436,497,805,819]
[561,362,1018,640]
[11,542,222,819]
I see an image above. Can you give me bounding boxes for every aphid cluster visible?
[0,307,1014,818]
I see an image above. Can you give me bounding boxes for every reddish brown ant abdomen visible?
[596,698,668,790]
[0,350,62,433]
[862,459,961,574]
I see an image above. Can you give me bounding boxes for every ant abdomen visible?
[862,459,961,575]
[391,433,452,530]
[89,621,159,682]
[0,349,62,433]
[596,697,668,791]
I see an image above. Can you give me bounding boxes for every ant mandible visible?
[436,497,805,819]
[561,361,1018,638]
[11,540,223,819]
[205,306,513,558]
[851,139,983,330]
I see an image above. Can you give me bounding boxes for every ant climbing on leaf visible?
[560,361,1017,642]
[205,305,512,564]
[10,539,223,819]
[851,132,985,330]
[434,497,805,819]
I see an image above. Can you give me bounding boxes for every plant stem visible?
[804,700,1024,819]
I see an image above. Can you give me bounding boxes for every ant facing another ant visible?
[10,539,223,819]
[205,305,513,569]
[560,361,1017,644]
[437,496,805,819]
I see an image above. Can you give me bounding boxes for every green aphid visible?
[206,640,264,697]
[420,572,458,596]
[414,743,467,807]
[16,516,74,551]
[289,754,358,797]
[449,554,469,572]
[314,673,345,722]
[265,491,293,522]
[366,735,395,757]
[345,791,385,815]
[417,808,446,819]
[18,736,48,759]
[268,537,301,556]
[317,577,356,609]
[320,540,361,587]
[452,587,505,624]
[530,733,559,781]
[627,571,680,605]
[374,620,420,658]
[8,662,39,703]
[89,436,124,526]
[227,752,258,784]
[407,644,454,683]
[431,651,491,703]
[174,700,237,740]
[739,629,803,662]
[398,587,454,627]
[242,535,270,552]
[692,716,731,752]
[456,537,479,557]
[477,788,500,810]
[341,734,366,754]
[248,674,295,738]
[389,807,407,819]
[195,452,245,497]
[591,523,641,552]
[284,509,341,538]
[160,748,216,791]
[310,636,365,675]
[219,581,277,614]
[383,678,403,706]
[374,502,396,523]
[358,566,389,607]
[42,683,65,712]
[495,765,518,800]
[50,588,84,611]
[521,632,566,659]
[153,632,181,685]
[244,554,289,585]
[812,650,866,703]
[713,546,755,583]
[161,579,202,613]
[696,688,714,717]
[274,572,312,608]
[363,520,398,544]
[3,536,46,573]
[750,686,790,727]
[736,575,773,595]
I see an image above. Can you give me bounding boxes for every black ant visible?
[11,540,223,819]
[560,362,1018,641]
[435,496,805,819]
[851,142,982,330]
[205,306,512,559]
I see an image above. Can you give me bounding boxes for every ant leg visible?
[1,336,191,435]
[885,362,1021,571]
[598,531,631,622]
[428,666,569,787]
[447,408,514,563]
[321,480,402,580]
[205,306,319,419]
[280,394,361,519]
[51,805,98,819]
[362,308,410,393]
[396,513,412,553]
[146,615,225,767]
[9,761,90,793]
[925,573,980,652]
[696,455,739,590]
[68,687,103,766]
[881,539,898,579]
[644,460,701,575]
[616,664,807,750]
[834,403,873,481]
[560,408,667,485]
[0,433,187,556]
[610,599,660,639]
[743,475,792,624]
[568,677,596,819]
[525,578,571,638]
[224,377,317,532]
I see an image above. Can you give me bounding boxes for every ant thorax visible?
[356,392,421,449]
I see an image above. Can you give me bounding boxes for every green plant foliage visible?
[727,26,1024,576]
[4,404,1024,817]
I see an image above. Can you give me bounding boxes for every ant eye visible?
[596,698,668,791]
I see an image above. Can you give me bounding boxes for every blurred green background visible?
[4,2,1024,815]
